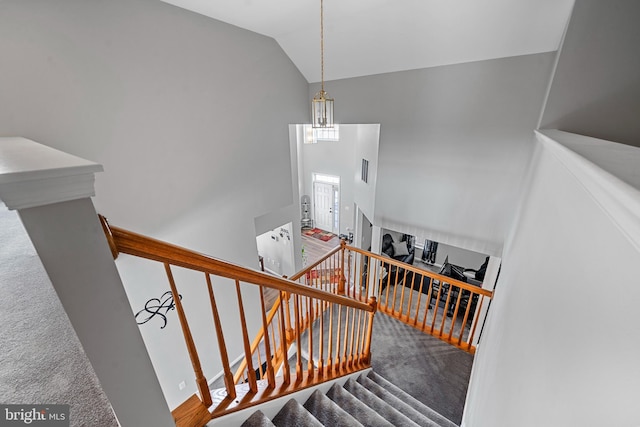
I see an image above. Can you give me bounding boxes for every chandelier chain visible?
[320,0,325,92]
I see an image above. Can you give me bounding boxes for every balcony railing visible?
[341,244,493,353]
[99,216,376,427]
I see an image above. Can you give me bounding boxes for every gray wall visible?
[0,0,308,409]
[0,0,307,234]
[311,53,556,257]
[539,0,640,147]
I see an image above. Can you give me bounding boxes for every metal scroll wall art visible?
[135,290,182,329]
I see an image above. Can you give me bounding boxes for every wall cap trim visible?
[536,129,640,253]
[0,137,103,210]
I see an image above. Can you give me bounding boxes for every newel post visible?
[363,296,378,364]
[281,280,295,342]
[339,239,347,294]
[0,138,174,426]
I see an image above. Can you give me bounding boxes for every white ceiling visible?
[161,0,575,83]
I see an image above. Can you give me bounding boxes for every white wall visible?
[465,3,640,422]
[0,0,308,410]
[353,125,381,224]
[297,124,380,236]
[299,125,355,235]
[428,242,488,270]
[256,223,295,277]
[382,227,489,269]
[311,53,556,257]
[463,133,640,426]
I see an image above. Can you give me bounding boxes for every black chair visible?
[464,256,489,282]
[379,233,415,289]
[430,259,476,317]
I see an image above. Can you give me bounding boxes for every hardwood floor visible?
[301,230,340,266]
[262,230,340,310]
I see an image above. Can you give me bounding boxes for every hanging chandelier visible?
[312,0,334,128]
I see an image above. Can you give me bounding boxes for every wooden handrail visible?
[341,243,493,354]
[288,245,342,281]
[345,244,494,298]
[101,215,377,427]
[106,214,495,425]
[100,216,373,313]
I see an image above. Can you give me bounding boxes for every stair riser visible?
[239,370,457,427]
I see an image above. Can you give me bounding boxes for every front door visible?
[313,181,338,233]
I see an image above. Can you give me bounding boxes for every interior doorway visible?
[313,174,339,234]
[358,210,373,251]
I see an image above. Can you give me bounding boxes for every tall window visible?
[304,124,340,144]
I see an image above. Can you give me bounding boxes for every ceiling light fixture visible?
[312,0,334,128]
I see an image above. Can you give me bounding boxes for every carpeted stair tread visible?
[357,375,445,427]
[240,410,276,427]
[303,389,362,427]
[240,371,458,427]
[327,382,396,427]
[272,399,323,427]
[343,378,421,427]
[367,371,458,427]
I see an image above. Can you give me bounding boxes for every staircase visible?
[99,218,479,427]
[241,371,457,427]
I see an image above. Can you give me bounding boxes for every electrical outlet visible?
[178,381,186,390]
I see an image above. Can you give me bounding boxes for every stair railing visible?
[99,216,376,427]
[341,245,493,354]
[235,237,493,401]
[231,243,344,387]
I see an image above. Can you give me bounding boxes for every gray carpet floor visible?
[213,300,472,425]
[290,303,473,425]
[377,282,474,343]
[371,311,473,425]
[0,206,118,427]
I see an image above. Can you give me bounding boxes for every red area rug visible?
[306,267,341,284]
[302,227,336,242]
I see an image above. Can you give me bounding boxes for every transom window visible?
[313,173,340,184]
[304,124,340,144]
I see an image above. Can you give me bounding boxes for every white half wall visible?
[463,132,640,426]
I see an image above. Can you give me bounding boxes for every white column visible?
[0,138,174,426]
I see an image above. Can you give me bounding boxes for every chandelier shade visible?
[312,90,334,128]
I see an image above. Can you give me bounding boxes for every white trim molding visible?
[535,129,640,253]
[0,137,103,210]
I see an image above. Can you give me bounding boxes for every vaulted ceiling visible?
[161,0,575,82]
